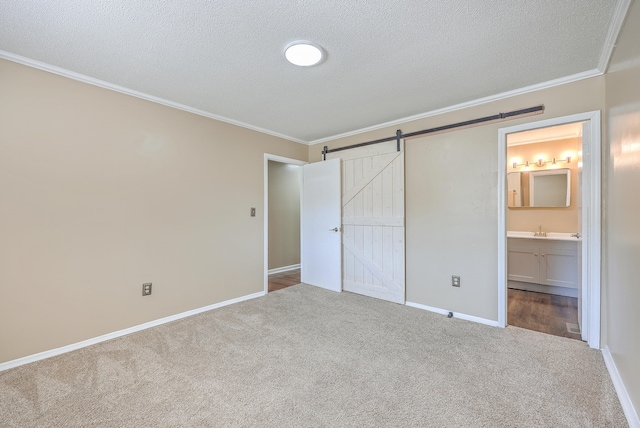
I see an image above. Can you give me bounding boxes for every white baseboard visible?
[0,290,265,372]
[508,280,578,298]
[268,264,301,275]
[405,301,500,328]
[603,346,640,428]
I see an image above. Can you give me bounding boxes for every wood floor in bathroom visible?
[268,269,301,292]
[507,288,582,340]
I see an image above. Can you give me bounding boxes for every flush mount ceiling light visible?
[284,41,325,67]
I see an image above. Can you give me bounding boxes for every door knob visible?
[329,227,340,232]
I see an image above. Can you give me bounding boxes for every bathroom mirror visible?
[507,169,571,208]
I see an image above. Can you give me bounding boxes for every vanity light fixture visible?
[284,41,325,67]
[512,156,571,169]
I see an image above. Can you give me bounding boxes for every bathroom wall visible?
[268,161,301,270]
[507,137,581,233]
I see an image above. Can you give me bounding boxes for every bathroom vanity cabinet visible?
[507,238,579,294]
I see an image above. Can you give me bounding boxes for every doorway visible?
[505,123,583,340]
[263,154,306,294]
[498,111,602,349]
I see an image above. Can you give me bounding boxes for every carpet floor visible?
[0,284,627,427]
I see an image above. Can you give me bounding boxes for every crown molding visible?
[597,0,633,74]
[308,68,603,146]
[0,50,307,145]
[2,30,620,149]
[311,1,631,147]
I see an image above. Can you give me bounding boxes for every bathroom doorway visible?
[497,111,601,348]
[505,123,583,340]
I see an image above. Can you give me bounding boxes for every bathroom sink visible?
[507,231,581,241]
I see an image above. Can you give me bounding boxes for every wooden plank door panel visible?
[329,141,405,304]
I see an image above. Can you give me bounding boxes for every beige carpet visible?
[0,284,627,427]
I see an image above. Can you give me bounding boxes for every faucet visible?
[534,224,547,237]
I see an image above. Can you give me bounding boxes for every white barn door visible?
[328,141,405,304]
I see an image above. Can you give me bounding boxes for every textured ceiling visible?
[0,1,620,144]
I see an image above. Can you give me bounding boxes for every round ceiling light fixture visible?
[284,41,325,67]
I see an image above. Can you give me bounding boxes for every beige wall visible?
[268,161,301,269]
[604,0,640,416]
[310,77,605,321]
[507,137,580,232]
[0,59,307,363]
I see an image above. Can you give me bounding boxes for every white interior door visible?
[301,158,342,292]
[328,141,405,304]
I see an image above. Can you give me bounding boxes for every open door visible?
[301,158,342,292]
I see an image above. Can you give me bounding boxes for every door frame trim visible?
[497,111,601,349]
[263,154,307,294]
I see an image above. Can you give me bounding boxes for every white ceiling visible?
[0,1,623,144]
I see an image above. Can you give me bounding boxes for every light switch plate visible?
[250,207,256,217]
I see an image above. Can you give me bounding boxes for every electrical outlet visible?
[452,276,460,287]
[142,283,152,296]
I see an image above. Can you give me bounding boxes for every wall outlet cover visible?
[142,283,152,296]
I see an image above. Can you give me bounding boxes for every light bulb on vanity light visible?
[512,154,572,169]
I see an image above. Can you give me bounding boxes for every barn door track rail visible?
[321,105,545,160]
